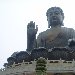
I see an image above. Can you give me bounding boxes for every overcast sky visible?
[0,0,75,68]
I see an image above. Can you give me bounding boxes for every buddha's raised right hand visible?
[27,21,38,36]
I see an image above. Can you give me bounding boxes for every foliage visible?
[35,57,47,75]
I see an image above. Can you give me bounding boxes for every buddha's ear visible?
[47,17,50,28]
[47,18,48,21]
[48,24,50,28]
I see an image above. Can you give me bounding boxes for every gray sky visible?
[0,0,75,68]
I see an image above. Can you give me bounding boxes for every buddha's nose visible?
[52,15,57,19]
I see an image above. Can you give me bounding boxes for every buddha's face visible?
[47,10,64,27]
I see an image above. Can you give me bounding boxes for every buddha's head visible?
[46,7,64,28]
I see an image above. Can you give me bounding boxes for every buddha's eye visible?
[49,13,52,16]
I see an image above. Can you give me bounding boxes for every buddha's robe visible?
[37,27,75,49]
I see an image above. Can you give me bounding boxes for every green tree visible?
[35,57,47,75]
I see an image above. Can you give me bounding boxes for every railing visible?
[0,59,75,70]
[0,58,75,75]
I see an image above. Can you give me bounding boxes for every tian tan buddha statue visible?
[6,7,75,67]
[27,7,75,52]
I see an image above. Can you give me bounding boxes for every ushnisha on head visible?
[46,7,64,28]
